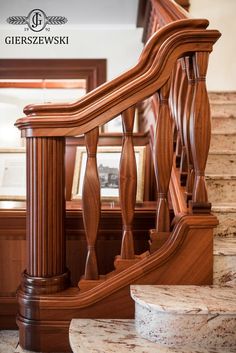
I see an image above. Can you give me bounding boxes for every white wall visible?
[0,26,143,81]
[190,0,236,91]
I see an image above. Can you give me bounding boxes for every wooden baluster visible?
[178,58,189,185]
[189,52,211,213]
[82,127,100,279]
[150,78,173,251]
[119,107,137,259]
[172,61,182,167]
[22,137,70,295]
[184,56,195,202]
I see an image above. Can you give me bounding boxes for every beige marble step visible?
[213,237,236,285]
[211,115,236,133]
[206,151,236,174]
[131,285,236,350]
[209,91,236,119]
[206,175,236,203]
[210,132,236,152]
[212,203,236,238]
[69,318,235,353]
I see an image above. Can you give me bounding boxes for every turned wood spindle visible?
[178,58,189,186]
[183,56,195,202]
[190,52,211,212]
[153,78,173,232]
[82,127,100,279]
[119,107,137,259]
[172,61,183,167]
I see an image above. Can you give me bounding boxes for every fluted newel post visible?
[152,78,173,245]
[22,137,70,295]
[189,52,211,213]
[82,127,100,279]
[178,58,189,185]
[119,107,137,259]
[184,56,195,202]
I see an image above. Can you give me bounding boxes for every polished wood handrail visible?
[16,27,219,139]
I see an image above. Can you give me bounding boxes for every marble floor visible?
[0,331,18,353]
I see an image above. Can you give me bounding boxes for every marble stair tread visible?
[212,203,236,238]
[210,132,236,151]
[214,237,236,255]
[69,319,233,353]
[212,202,236,212]
[206,175,236,203]
[206,153,236,174]
[130,285,236,315]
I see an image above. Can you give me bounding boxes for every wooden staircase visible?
[14,0,222,351]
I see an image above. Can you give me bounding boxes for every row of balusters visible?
[81,52,211,280]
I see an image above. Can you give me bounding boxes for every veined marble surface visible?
[206,175,236,203]
[211,115,236,133]
[0,331,18,353]
[206,153,236,175]
[69,319,235,353]
[131,285,236,349]
[131,285,236,315]
[213,237,236,285]
[210,132,236,152]
[212,203,236,238]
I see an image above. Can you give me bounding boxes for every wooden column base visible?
[17,314,71,353]
[189,201,212,214]
[21,270,70,295]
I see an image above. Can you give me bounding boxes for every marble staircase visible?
[69,92,236,353]
[208,92,236,285]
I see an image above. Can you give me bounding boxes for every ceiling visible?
[0,0,139,27]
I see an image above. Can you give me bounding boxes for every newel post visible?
[189,52,211,213]
[22,137,70,294]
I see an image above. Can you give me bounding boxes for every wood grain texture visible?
[184,56,195,202]
[23,137,70,294]
[119,107,137,259]
[15,22,219,138]
[153,79,173,233]
[178,58,189,185]
[189,52,211,212]
[82,128,100,280]
[16,214,217,352]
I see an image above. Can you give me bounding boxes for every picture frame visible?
[71,146,145,202]
[101,107,139,133]
[0,148,26,200]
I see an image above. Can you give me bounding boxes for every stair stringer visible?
[17,213,218,353]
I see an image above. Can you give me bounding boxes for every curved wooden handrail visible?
[16,25,220,138]
[21,19,208,118]
[151,0,189,23]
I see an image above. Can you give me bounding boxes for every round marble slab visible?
[131,285,236,349]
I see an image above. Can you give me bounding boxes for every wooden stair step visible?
[69,318,234,353]
[131,285,236,350]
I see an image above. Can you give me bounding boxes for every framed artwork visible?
[102,108,139,133]
[71,146,145,202]
[0,149,26,200]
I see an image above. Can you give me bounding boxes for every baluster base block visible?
[21,270,70,295]
[114,253,149,272]
[189,201,212,214]
[149,229,170,253]
[78,276,106,291]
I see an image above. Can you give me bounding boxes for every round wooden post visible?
[22,137,69,295]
